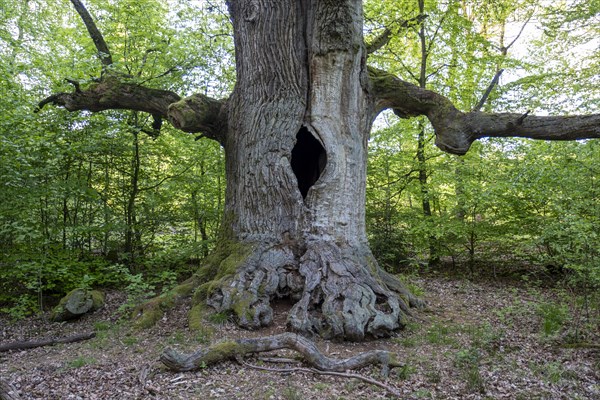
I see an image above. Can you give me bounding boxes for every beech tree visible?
[37,0,600,341]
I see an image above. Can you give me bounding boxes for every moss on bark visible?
[132,239,255,330]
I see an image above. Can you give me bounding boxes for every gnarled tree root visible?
[160,332,401,376]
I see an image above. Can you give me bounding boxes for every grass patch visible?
[426,323,458,346]
[454,348,485,393]
[167,330,186,345]
[395,363,416,380]
[207,311,231,325]
[459,322,504,353]
[195,324,214,344]
[282,383,302,400]
[122,335,138,346]
[66,356,97,369]
[536,302,569,336]
[529,361,579,384]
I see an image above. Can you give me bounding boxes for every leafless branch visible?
[70,0,112,67]
[241,361,402,398]
[369,66,600,155]
[473,69,504,112]
[505,14,534,53]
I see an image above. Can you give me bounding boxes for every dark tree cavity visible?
[291,128,327,199]
[37,0,600,341]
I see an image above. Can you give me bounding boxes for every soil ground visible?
[1,270,598,399]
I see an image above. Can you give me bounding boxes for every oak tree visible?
[38,0,600,340]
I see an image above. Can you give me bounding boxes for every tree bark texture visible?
[191,0,418,341]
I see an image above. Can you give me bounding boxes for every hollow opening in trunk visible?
[291,127,327,199]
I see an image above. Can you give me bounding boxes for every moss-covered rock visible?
[50,289,105,322]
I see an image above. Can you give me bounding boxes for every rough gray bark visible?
[195,0,417,341]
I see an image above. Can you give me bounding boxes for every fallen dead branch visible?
[138,363,163,396]
[241,360,402,397]
[0,379,21,400]
[160,332,401,376]
[0,332,96,353]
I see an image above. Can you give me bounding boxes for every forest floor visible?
[1,268,599,399]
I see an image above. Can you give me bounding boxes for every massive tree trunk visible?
[37,0,600,341]
[197,0,418,341]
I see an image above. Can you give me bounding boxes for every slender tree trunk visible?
[62,158,71,249]
[102,153,111,256]
[125,129,140,264]
[191,190,210,258]
[416,0,439,267]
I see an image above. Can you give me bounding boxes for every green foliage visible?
[454,348,485,393]
[66,356,97,369]
[365,0,598,282]
[395,363,417,380]
[0,0,228,311]
[529,361,579,384]
[537,302,569,336]
[118,273,156,313]
[425,323,458,346]
[207,311,230,325]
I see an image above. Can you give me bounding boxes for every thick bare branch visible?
[37,1,228,142]
[160,332,401,373]
[369,67,600,155]
[365,14,427,54]
[36,75,227,142]
[70,0,112,67]
[366,28,391,54]
[167,94,228,143]
[36,75,179,118]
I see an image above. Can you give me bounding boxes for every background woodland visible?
[0,0,598,318]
